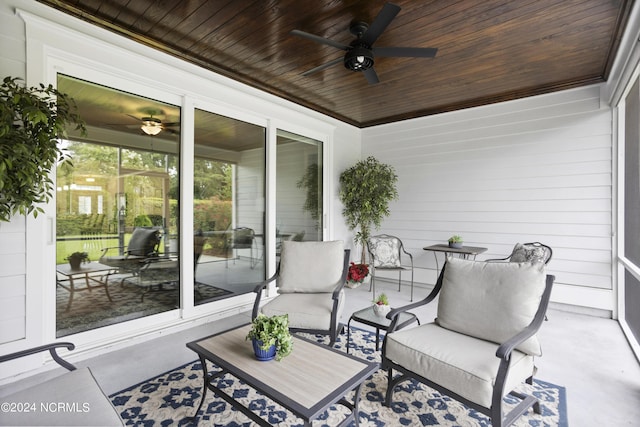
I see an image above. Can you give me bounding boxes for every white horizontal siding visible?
[362,85,613,306]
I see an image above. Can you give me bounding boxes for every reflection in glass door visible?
[276,130,323,252]
[193,109,266,305]
[55,75,180,337]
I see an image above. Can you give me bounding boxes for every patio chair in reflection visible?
[99,227,162,284]
[225,227,258,269]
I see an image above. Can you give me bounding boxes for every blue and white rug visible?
[110,327,568,426]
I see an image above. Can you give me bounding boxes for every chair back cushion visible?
[278,241,344,293]
[509,243,551,264]
[436,257,546,355]
[368,235,401,268]
[128,228,160,256]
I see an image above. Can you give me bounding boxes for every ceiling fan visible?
[121,113,180,136]
[291,2,438,84]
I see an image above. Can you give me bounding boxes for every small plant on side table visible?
[373,293,390,317]
[246,314,293,361]
[448,235,464,249]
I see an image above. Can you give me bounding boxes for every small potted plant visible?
[448,235,464,249]
[373,293,390,317]
[246,314,293,361]
[345,262,370,288]
[66,252,90,270]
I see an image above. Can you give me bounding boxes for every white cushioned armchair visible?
[252,240,350,345]
[382,257,554,427]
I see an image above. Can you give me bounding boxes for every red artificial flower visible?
[347,262,369,282]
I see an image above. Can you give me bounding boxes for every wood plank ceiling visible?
[37,0,633,128]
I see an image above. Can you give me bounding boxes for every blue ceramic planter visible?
[252,339,276,361]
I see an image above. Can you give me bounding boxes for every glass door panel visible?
[193,109,266,305]
[276,130,323,250]
[55,75,180,337]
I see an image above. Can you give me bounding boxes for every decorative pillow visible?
[278,240,345,293]
[369,236,401,268]
[127,228,160,256]
[436,257,546,355]
[510,243,549,264]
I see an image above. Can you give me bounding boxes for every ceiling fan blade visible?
[126,114,141,121]
[361,2,401,46]
[163,122,181,127]
[374,46,438,58]
[290,30,350,50]
[363,67,380,84]
[302,57,344,76]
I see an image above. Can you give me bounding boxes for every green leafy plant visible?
[0,76,85,222]
[448,235,463,243]
[339,156,398,263]
[246,313,293,361]
[66,252,90,263]
[374,292,389,306]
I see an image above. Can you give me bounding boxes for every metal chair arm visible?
[251,273,280,319]
[0,342,77,372]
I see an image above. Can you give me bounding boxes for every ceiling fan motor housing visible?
[344,43,374,71]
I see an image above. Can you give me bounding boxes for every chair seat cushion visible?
[99,255,145,267]
[0,367,123,426]
[385,323,535,408]
[260,291,345,330]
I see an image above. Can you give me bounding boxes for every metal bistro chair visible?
[367,234,415,301]
[486,242,553,265]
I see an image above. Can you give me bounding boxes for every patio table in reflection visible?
[56,261,115,311]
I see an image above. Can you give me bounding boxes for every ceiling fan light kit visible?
[141,117,162,135]
[344,44,374,71]
[292,2,437,84]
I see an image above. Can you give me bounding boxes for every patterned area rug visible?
[57,280,231,336]
[110,327,567,426]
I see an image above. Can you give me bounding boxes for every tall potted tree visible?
[339,156,398,268]
[0,76,85,222]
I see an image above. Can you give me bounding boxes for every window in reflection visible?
[193,109,266,305]
[55,75,180,336]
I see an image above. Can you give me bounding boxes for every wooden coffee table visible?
[187,324,379,426]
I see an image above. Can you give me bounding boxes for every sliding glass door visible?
[53,74,324,335]
[193,109,266,305]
